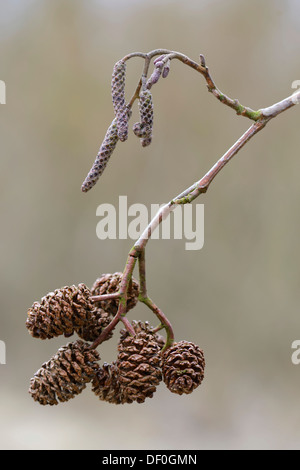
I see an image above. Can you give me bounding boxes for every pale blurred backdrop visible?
[0,0,300,450]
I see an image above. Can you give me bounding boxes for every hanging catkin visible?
[81,118,119,193]
[111,60,128,142]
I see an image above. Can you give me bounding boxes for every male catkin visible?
[133,89,154,147]
[111,60,128,142]
[81,118,119,193]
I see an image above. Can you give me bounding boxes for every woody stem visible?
[137,248,175,350]
[91,292,120,302]
[90,249,138,348]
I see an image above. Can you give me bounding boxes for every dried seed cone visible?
[91,322,164,405]
[29,340,100,406]
[162,341,205,395]
[81,118,119,193]
[111,60,128,142]
[133,89,154,147]
[130,320,165,350]
[75,307,114,342]
[26,284,93,340]
[92,362,125,404]
[116,327,162,403]
[91,272,139,316]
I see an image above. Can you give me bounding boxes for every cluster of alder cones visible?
[26,272,205,406]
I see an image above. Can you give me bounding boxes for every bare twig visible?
[123,49,262,120]
[91,292,120,302]
[90,250,138,349]
[137,248,174,350]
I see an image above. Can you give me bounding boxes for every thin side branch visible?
[123,49,262,120]
[91,292,120,302]
[90,250,138,349]
[174,119,268,204]
[137,248,174,348]
[134,119,268,250]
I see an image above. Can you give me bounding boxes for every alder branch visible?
[85,50,299,347]
[27,51,300,410]
[124,49,262,120]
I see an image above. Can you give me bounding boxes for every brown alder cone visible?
[29,340,100,406]
[162,340,205,395]
[116,325,162,404]
[26,284,93,340]
[91,362,125,404]
[91,272,139,315]
[91,321,164,405]
[129,320,165,350]
[75,307,114,342]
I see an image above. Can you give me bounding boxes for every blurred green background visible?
[0,0,300,450]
